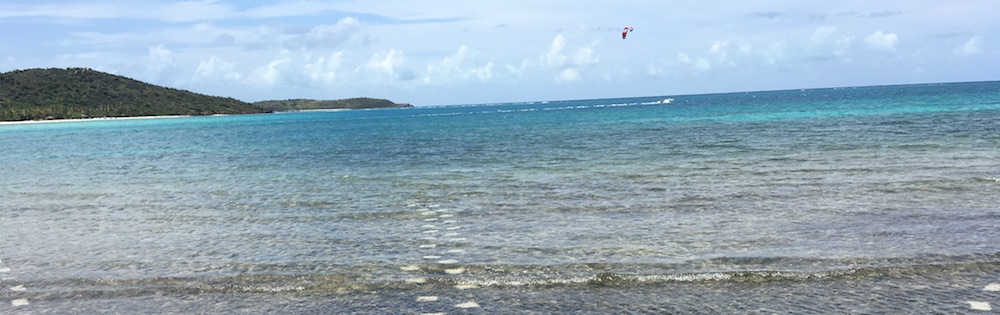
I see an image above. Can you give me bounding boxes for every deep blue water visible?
[2,81,1000,313]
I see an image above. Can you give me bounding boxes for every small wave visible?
[443,269,863,288]
[975,177,1000,183]
[12,253,1000,300]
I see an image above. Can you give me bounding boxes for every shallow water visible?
[2,81,1000,313]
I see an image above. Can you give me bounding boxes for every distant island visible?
[0,68,412,122]
[254,98,413,112]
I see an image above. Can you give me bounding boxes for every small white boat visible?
[661,98,674,104]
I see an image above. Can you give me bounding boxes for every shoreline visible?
[0,108,392,126]
[276,108,351,113]
[0,115,192,126]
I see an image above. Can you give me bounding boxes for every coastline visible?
[276,108,351,113]
[0,115,191,126]
[1,108,394,126]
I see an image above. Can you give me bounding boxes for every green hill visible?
[0,68,269,121]
[0,68,415,122]
[253,98,413,111]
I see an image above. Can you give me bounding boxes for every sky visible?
[1,1,997,106]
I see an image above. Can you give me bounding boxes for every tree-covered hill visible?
[0,68,268,121]
[253,98,413,111]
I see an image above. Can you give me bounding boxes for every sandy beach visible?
[0,115,191,126]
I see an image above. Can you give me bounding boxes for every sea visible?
[1,81,999,314]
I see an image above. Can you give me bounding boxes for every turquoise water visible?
[2,82,1000,313]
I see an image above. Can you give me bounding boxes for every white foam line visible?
[423,230,439,234]
[438,259,460,264]
[448,238,467,242]
[400,265,421,271]
[416,296,439,302]
[423,255,442,260]
[446,249,465,253]
[439,214,454,218]
[446,226,461,230]
[984,283,1000,291]
[454,284,479,290]
[421,224,436,229]
[419,244,437,248]
[424,218,438,222]
[445,267,466,274]
[443,232,460,237]
[11,299,29,307]
[442,220,457,224]
[0,267,10,273]
[405,278,427,284]
[9,285,26,292]
[455,301,480,308]
[967,301,991,311]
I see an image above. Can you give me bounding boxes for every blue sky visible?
[1,1,997,105]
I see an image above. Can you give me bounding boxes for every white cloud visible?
[572,45,599,67]
[251,50,293,87]
[708,40,737,67]
[363,49,413,81]
[148,44,173,61]
[299,17,360,48]
[543,35,568,68]
[809,26,853,55]
[709,41,729,54]
[694,58,711,71]
[193,56,242,82]
[422,45,495,84]
[761,40,788,65]
[557,68,580,82]
[541,34,599,82]
[504,64,523,78]
[305,51,344,85]
[0,1,240,22]
[677,53,691,63]
[676,52,711,73]
[145,44,177,81]
[243,1,341,19]
[865,31,899,51]
[153,0,237,23]
[953,36,982,56]
[0,2,123,19]
[646,62,662,76]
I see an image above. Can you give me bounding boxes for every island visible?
[0,68,412,122]
[254,98,413,112]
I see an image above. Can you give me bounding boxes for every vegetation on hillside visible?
[0,68,268,121]
[253,98,413,112]
[0,68,412,122]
